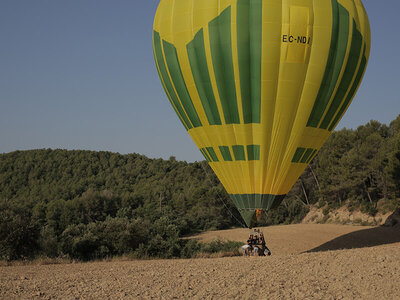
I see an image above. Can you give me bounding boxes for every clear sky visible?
[0,0,399,162]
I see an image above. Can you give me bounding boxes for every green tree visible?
[0,199,39,260]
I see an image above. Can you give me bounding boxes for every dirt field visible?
[1,224,399,299]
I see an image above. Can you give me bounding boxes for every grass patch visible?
[0,257,74,267]
[197,240,242,258]
[0,239,243,265]
[182,239,242,259]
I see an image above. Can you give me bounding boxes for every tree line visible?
[288,116,400,217]
[1,116,399,260]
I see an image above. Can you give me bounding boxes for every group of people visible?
[242,229,271,257]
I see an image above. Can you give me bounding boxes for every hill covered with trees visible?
[1,116,399,261]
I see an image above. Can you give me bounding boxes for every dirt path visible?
[1,224,399,299]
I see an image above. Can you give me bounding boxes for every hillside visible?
[1,116,400,261]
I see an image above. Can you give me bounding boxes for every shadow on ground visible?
[307,211,400,253]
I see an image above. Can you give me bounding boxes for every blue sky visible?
[0,0,399,162]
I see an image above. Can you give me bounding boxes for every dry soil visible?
[1,224,399,299]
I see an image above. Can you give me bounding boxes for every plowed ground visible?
[1,224,399,299]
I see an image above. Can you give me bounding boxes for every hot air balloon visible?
[153,0,370,227]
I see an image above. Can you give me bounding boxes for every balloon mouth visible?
[256,209,262,220]
[231,194,286,228]
[248,210,262,229]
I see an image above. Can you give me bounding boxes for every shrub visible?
[0,200,40,260]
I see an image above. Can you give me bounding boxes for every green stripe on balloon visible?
[247,145,260,161]
[206,147,219,162]
[162,40,202,128]
[320,20,363,129]
[232,145,246,161]
[153,31,193,130]
[300,148,314,163]
[200,148,212,162]
[329,46,367,131]
[209,6,240,125]
[187,29,222,126]
[219,146,233,161]
[231,194,286,210]
[292,147,306,163]
[237,0,262,124]
[307,1,349,128]
[199,149,207,161]
[306,149,318,163]
[153,39,189,131]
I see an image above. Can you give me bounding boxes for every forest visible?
[1,116,399,261]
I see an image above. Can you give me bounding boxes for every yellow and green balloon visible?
[153,0,370,227]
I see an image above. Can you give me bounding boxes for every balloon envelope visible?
[153,0,370,227]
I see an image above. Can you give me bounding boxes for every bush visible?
[181,239,201,258]
[59,218,154,260]
[361,202,378,216]
[322,206,330,216]
[0,200,40,260]
[38,226,59,257]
